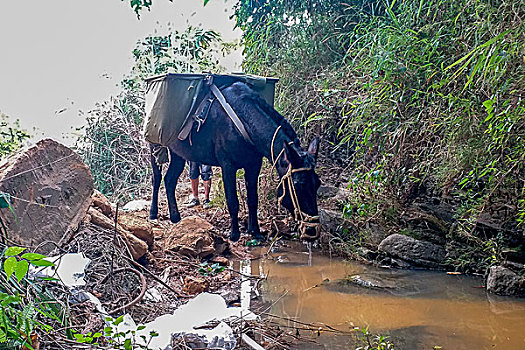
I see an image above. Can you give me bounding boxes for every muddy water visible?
[252,242,525,349]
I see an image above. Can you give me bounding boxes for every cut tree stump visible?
[0,139,94,253]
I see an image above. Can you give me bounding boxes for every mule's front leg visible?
[244,159,264,240]
[222,166,240,241]
[164,152,185,223]
[149,147,162,220]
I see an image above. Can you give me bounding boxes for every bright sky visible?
[0,0,242,145]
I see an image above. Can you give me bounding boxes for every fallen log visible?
[88,207,148,260]
[0,139,93,252]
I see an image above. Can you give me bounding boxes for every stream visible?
[251,241,525,349]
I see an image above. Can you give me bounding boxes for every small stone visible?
[183,276,209,295]
[118,213,154,248]
[92,190,113,217]
[211,256,229,266]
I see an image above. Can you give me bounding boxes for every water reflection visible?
[255,242,525,349]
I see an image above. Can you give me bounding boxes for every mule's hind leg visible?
[165,151,185,223]
[222,165,240,241]
[149,146,162,220]
[244,158,264,240]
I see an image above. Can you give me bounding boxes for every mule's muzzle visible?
[299,215,320,241]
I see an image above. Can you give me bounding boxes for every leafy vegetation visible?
[0,246,65,349]
[0,112,29,160]
[234,0,525,271]
[75,27,223,201]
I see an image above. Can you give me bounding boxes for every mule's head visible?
[276,138,321,240]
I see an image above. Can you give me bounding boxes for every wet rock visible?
[357,247,378,261]
[378,234,446,268]
[118,213,154,248]
[91,189,113,217]
[183,276,209,295]
[165,216,216,258]
[0,139,93,253]
[390,258,412,269]
[486,266,525,297]
[328,273,399,294]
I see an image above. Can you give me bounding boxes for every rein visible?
[270,126,321,240]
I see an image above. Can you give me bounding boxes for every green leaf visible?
[14,260,29,283]
[4,247,26,257]
[4,256,17,280]
[30,259,55,267]
[113,315,124,326]
[21,253,46,261]
[124,338,132,350]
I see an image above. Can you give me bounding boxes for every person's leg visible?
[201,165,213,202]
[186,161,201,207]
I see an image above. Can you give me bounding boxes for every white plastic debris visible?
[136,292,256,350]
[145,287,163,302]
[122,199,150,212]
[32,253,91,288]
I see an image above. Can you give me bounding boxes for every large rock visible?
[165,216,216,258]
[486,266,525,297]
[0,139,93,252]
[378,234,446,268]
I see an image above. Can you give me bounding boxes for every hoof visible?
[230,231,240,242]
[170,215,181,224]
[250,232,265,241]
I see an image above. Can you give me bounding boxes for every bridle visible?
[270,126,321,240]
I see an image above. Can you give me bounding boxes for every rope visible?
[270,125,321,240]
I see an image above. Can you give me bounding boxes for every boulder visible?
[486,266,525,297]
[0,139,93,252]
[118,213,154,248]
[378,233,446,268]
[165,216,216,258]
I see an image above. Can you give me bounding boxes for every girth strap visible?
[210,84,255,146]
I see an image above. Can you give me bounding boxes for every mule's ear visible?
[308,137,320,159]
[282,141,302,168]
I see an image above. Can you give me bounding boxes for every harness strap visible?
[210,84,255,146]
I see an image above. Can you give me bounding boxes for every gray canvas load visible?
[143,73,279,146]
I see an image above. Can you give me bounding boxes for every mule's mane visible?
[230,82,300,146]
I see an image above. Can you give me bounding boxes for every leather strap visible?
[210,84,255,146]
[178,91,214,141]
